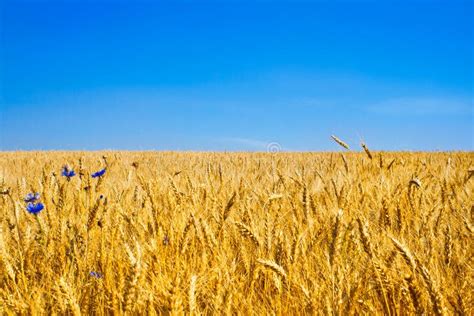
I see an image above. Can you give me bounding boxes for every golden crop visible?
[0,151,472,315]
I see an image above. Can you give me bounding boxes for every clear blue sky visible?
[1,0,472,151]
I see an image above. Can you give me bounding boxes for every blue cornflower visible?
[91,168,106,178]
[61,166,76,180]
[26,202,44,214]
[89,271,103,278]
[24,193,40,203]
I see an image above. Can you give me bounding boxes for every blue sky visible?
[0,0,472,151]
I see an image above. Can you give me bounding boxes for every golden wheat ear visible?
[331,135,350,150]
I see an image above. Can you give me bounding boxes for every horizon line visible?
[0,150,472,154]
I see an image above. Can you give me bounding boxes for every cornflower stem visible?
[34,214,44,237]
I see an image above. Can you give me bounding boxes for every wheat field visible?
[0,151,472,315]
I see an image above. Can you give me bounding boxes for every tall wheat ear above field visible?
[0,151,472,314]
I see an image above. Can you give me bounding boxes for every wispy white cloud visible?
[367,96,472,116]
[217,137,286,152]
[219,137,270,150]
